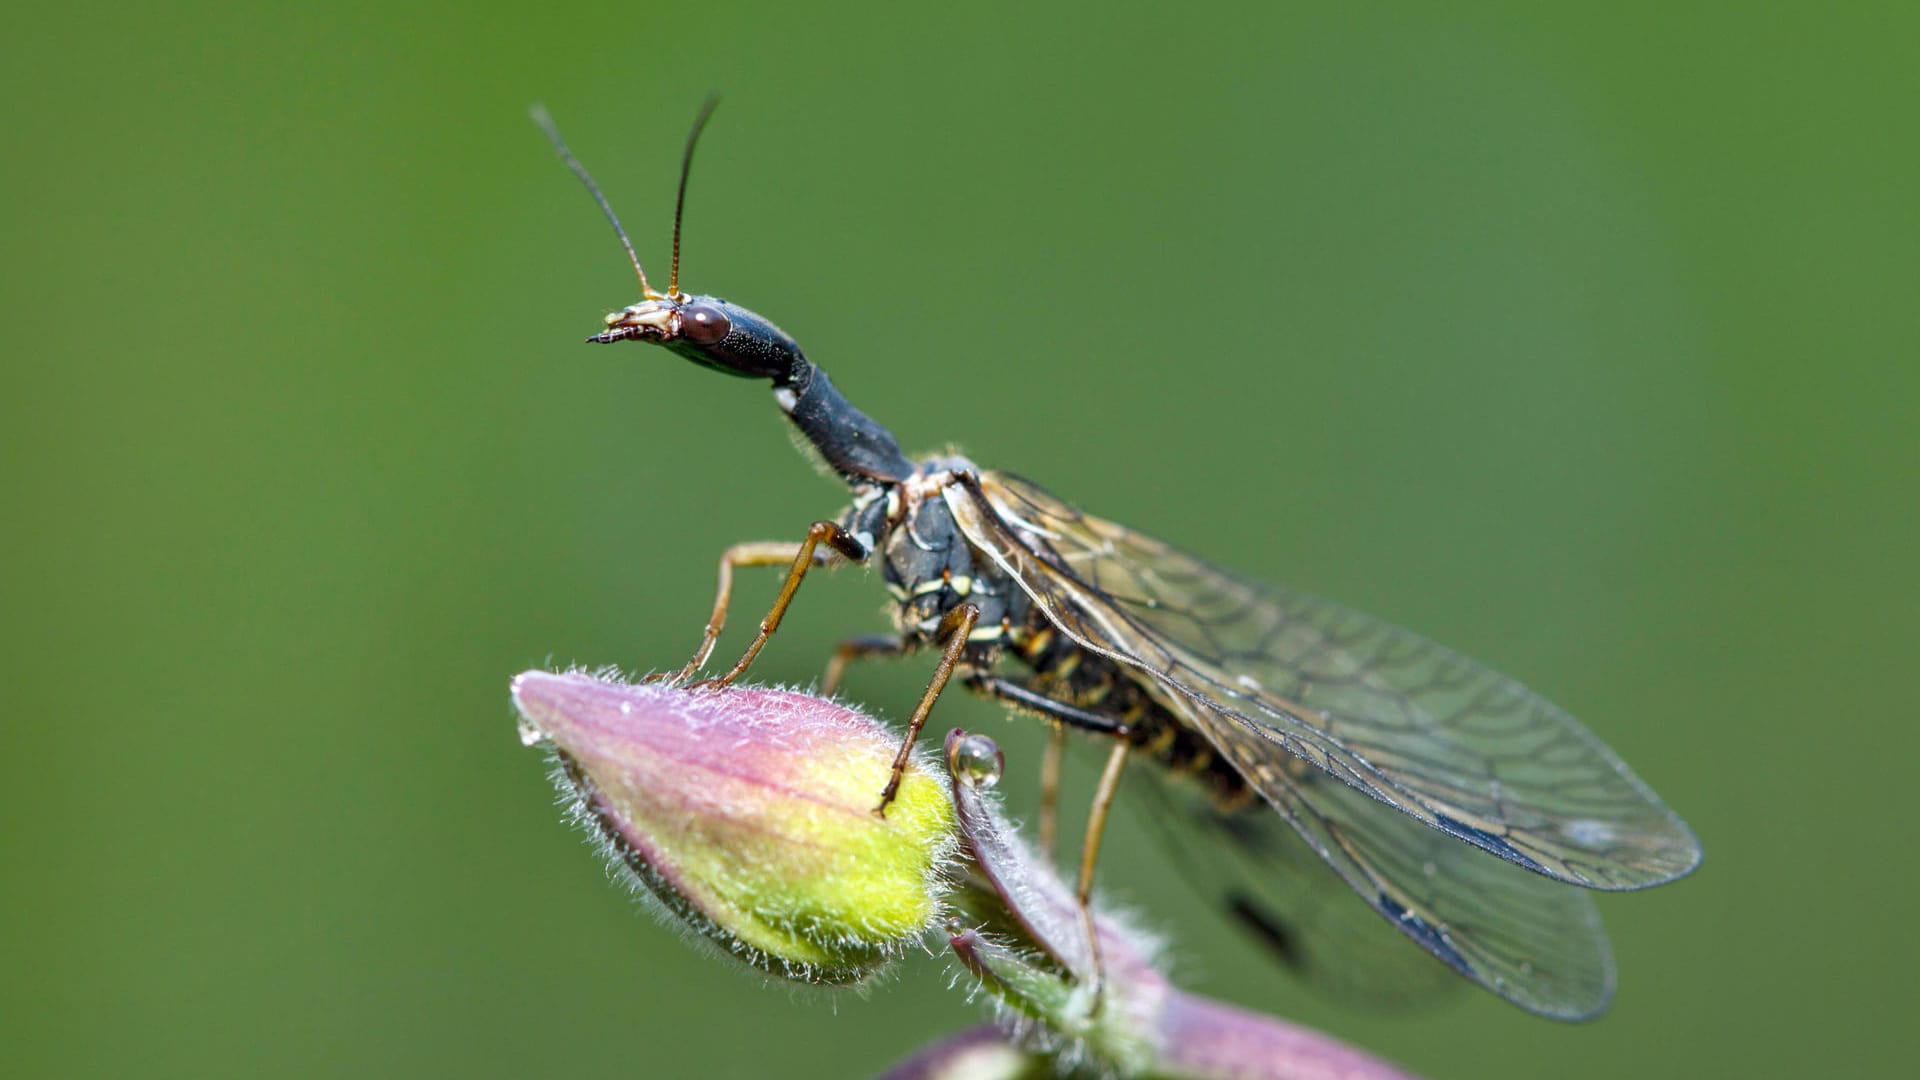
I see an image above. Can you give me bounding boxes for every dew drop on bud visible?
[950,733,1004,789]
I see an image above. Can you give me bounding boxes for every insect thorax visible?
[842,460,1257,813]
[846,459,1029,649]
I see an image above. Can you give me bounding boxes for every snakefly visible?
[535,104,1701,1021]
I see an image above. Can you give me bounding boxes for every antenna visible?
[670,94,721,299]
[532,104,657,298]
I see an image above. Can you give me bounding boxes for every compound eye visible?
[681,303,732,346]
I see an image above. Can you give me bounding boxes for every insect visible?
[535,103,1702,1020]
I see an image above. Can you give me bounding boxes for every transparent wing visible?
[950,470,1701,893]
[1128,756,1612,1019]
[1127,764,1470,1013]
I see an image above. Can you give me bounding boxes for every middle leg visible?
[821,633,907,697]
[1038,722,1068,865]
[1076,739,1132,1010]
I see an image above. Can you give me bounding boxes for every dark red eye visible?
[681,303,731,346]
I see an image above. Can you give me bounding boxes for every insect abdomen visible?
[1015,627,1258,814]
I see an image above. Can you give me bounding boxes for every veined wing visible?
[1127,764,1471,1013]
[946,470,1701,892]
[1130,750,1613,1019]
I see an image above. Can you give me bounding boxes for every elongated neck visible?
[779,361,914,484]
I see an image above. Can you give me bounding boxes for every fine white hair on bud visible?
[512,670,958,985]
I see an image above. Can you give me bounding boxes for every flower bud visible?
[511,671,956,984]
[939,730,1421,1080]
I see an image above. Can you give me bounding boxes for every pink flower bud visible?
[511,671,956,984]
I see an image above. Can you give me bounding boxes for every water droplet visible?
[950,733,1004,789]
[619,700,633,715]
[516,717,546,747]
[1422,860,1437,878]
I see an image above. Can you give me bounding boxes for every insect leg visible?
[873,602,980,816]
[962,675,1131,864]
[651,540,806,684]
[1039,723,1067,865]
[1078,740,1131,1009]
[820,634,907,696]
[963,675,1130,736]
[676,521,868,688]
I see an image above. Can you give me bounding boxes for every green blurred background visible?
[5,3,1913,1076]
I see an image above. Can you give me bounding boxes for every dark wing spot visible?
[1378,893,1472,976]
[1226,891,1305,972]
[1435,813,1550,875]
